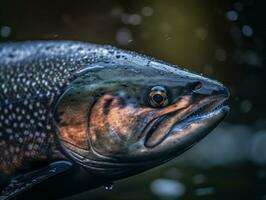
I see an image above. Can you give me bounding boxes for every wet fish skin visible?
[0,41,229,199]
[0,41,225,174]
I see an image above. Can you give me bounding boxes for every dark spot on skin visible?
[45,46,52,50]
[55,111,65,124]
[116,55,121,59]
[103,98,113,115]
[58,111,64,116]
[117,97,126,108]
[59,121,69,126]
[94,128,101,135]
[121,83,129,88]
[8,53,15,58]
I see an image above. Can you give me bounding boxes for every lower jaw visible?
[170,105,229,133]
[146,105,229,148]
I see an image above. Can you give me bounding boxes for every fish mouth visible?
[144,95,229,148]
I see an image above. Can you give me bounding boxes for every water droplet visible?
[193,174,206,184]
[128,14,142,25]
[194,27,208,40]
[141,7,154,17]
[194,187,216,196]
[240,100,252,113]
[226,10,238,21]
[242,25,253,37]
[104,182,114,190]
[110,6,123,18]
[249,130,266,165]
[150,179,185,198]
[116,28,133,46]
[215,48,227,62]
[0,26,11,38]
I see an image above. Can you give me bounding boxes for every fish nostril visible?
[192,81,203,92]
[221,86,230,98]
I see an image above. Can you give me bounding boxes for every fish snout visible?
[189,76,230,101]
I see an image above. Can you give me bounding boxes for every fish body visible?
[0,41,101,174]
[0,41,229,199]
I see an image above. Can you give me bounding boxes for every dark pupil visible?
[153,94,164,104]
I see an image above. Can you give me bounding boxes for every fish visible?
[0,41,229,199]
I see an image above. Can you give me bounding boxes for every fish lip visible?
[144,94,229,147]
[179,94,229,123]
[170,97,229,133]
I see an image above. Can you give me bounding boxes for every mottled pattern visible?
[0,41,120,174]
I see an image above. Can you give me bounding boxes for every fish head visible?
[53,49,229,179]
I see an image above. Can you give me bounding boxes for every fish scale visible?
[0,41,117,174]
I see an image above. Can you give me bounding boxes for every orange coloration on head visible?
[55,104,89,150]
[88,94,192,157]
[88,94,155,155]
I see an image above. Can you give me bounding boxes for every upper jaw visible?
[169,95,229,134]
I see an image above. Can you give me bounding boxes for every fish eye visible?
[148,86,169,108]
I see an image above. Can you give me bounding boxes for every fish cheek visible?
[53,88,95,152]
[88,94,153,157]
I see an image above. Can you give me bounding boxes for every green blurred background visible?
[0,0,265,199]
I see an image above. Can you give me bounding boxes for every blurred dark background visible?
[0,0,265,199]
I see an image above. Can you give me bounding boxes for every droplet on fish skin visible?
[49,168,57,173]
[132,69,140,74]
[104,182,114,190]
